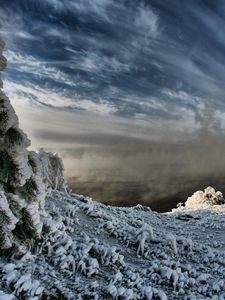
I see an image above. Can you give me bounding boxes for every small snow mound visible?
[185,186,224,208]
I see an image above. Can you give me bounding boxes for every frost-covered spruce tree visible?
[0,39,42,249]
[38,149,67,192]
[0,39,48,250]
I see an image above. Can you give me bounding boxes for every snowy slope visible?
[1,187,225,299]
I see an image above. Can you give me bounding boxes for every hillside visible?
[1,187,225,299]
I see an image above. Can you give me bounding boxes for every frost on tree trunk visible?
[0,39,66,252]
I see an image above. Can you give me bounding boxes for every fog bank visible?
[14,102,225,211]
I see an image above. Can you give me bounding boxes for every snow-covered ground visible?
[1,187,225,299]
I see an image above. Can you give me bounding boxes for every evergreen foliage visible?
[4,127,24,147]
[0,38,67,250]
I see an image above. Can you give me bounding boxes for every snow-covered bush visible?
[185,187,224,209]
[136,223,154,256]
[0,39,6,89]
[38,149,67,192]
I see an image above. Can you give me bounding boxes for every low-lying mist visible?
[63,135,225,211]
[15,103,225,212]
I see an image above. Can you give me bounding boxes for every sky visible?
[1,0,225,210]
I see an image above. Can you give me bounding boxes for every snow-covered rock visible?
[184,186,224,209]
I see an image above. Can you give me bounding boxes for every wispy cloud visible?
[134,4,159,39]
[4,80,117,114]
[5,50,76,87]
[1,0,225,123]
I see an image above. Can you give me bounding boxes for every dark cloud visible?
[1,0,225,120]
